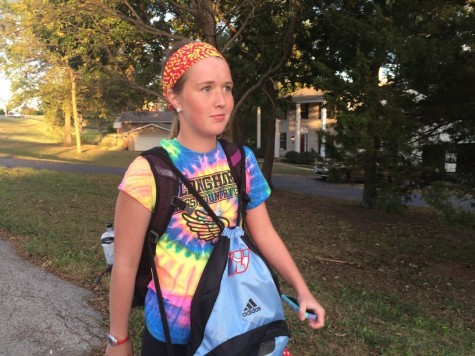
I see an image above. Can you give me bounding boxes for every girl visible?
[106,40,325,356]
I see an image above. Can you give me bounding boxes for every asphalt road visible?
[0,156,411,204]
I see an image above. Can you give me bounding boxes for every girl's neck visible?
[175,133,217,153]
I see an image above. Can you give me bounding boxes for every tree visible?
[1,0,149,150]
[300,0,474,209]
[224,1,301,184]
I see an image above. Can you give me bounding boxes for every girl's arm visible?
[245,202,325,329]
[106,191,151,355]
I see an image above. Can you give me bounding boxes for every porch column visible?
[321,106,327,158]
[274,119,281,158]
[295,103,301,153]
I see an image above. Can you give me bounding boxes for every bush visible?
[285,150,300,163]
[422,181,475,228]
[254,146,265,159]
[296,151,316,165]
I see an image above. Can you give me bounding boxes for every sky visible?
[0,75,11,101]
[0,74,11,112]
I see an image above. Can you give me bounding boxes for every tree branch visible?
[232,2,299,117]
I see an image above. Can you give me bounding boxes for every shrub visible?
[296,151,316,165]
[285,150,300,163]
[254,146,265,158]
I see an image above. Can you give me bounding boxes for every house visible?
[274,87,336,158]
[115,110,175,151]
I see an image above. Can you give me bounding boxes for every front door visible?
[300,134,307,152]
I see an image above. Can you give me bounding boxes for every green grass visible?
[1,116,474,355]
[0,116,140,167]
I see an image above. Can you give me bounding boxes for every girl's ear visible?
[168,90,181,112]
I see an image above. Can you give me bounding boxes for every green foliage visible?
[0,109,5,115]
[250,146,265,159]
[422,181,475,228]
[296,0,474,209]
[2,0,473,211]
[284,150,300,163]
[296,149,316,165]
[284,150,315,165]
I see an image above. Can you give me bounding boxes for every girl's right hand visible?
[105,340,133,356]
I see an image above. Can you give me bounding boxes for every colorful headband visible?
[162,42,224,109]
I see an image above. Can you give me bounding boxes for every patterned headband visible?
[163,42,225,109]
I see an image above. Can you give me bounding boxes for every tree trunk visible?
[68,68,82,154]
[362,159,378,208]
[261,79,277,188]
[192,0,218,47]
[62,99,72,146]
[362,139,380,209]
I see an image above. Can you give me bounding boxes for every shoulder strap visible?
[147,147,226,230]
[140,147,178,356]
[141,147,181,243]
[218,139,250,225]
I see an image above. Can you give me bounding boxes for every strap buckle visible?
[148,229,160,244]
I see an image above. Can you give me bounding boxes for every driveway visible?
[0,237,104,355]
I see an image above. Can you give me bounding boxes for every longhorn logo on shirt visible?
[228,248,250,276]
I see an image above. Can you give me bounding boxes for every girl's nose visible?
[215,90,226,107]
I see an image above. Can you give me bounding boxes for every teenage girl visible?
[106,40,325,356]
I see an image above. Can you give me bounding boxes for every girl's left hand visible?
[297,293,325,329]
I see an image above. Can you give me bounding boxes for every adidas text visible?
[242,306,261,317]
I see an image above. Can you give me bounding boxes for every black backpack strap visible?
[148,148,226,230]
[141,147,180,356]
[218,139,250,224]
[141,147,181,242]
[145,237,174,355]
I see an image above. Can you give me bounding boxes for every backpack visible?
[139,139,290,355]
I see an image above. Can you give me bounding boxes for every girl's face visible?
[170,57,234,143]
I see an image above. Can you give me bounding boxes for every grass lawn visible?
[0,116,474,355]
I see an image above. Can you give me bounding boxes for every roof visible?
[117,110,175,124]
[122,123,172,136]
[289,87,325,104]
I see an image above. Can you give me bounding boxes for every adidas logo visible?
[242,298,262,317]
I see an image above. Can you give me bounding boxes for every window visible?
[300,103,309,119]
[280,133,287,150]
[321,104,334,119]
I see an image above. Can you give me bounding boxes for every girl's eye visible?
[224,85,233,92]
[202,86,211,92]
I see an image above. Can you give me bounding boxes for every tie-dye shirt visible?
[118,139,270,344]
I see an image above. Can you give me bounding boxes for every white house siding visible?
[278,102,324,157]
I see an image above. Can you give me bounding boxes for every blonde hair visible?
[170,115,180,139]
